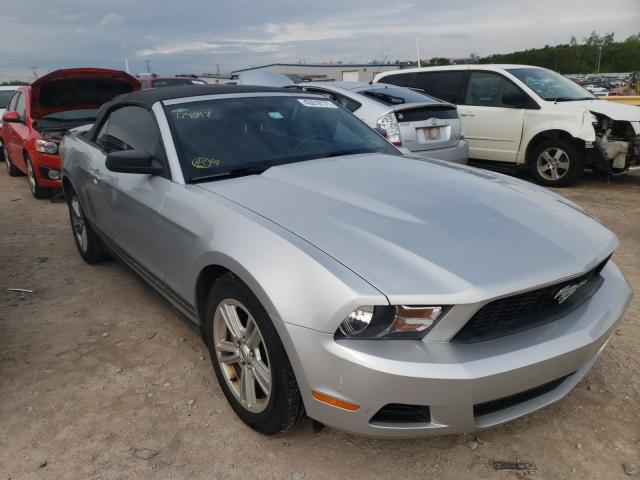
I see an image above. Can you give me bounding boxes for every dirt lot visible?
[0,167,638,480]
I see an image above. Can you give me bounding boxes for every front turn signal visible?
[312,390,360,411]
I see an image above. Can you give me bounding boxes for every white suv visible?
[375,65,640,187]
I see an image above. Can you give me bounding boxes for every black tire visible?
[4,148,22,177]
[205,273,304,435]
[528,139,583,188]
[25,155,51,199]
[66,189,110,264]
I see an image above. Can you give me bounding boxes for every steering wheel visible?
[293,135,331,152]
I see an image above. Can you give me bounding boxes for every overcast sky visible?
[1,0,638,80]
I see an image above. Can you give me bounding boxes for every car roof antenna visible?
[370,55,389,85]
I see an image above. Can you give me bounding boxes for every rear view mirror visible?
[2,111,22,123]
[502,91,527,107]
[105,150,163,175]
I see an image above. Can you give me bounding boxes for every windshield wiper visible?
[546,97,595,103]
[190,164,270,182]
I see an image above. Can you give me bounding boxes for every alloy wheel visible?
[213,299,272,413]
[26,159,36,194]
[70,197,88,253]
[536,147,570,181]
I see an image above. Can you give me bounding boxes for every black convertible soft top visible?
[87,84,297,140]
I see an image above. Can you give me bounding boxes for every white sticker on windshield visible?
[298,99,339,108]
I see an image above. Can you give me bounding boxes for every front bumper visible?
[286,261,632,438]
[400,140,469,164]
[31,151,62,188]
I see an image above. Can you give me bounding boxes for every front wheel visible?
[205,273,304,435]
[25,156,51,198]
[4,148,22,177]
[529,139,583,187]
[67,190,110,264]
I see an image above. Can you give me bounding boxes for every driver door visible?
[90,106,170,282]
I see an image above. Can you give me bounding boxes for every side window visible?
[413,71,466,103]
[15,93,26,119]
[7,92,20,111]
[464,72,522,108]
[381,71,467,104]
[95,118,110,146]
[98,106,160,155]
[334,94,361,113]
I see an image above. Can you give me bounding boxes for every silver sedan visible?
[296,81,468,164]
[60,85,632,438]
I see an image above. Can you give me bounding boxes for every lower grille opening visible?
[370,403,431,424]
[473,373,575,418]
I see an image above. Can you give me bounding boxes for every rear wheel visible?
[529,139,583,187]
[67,190,110,264]
[25,155,51,199]
[205,274,304,435]
[4,148,22,177]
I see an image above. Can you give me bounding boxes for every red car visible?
[1,68,139,198]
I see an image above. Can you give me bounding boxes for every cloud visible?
[0,0,639,80]
[98,13,124,28]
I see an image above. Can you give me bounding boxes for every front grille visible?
[473,373,574,418]
[370,403,431,424]
[452,259,609,344]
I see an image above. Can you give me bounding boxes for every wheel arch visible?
[523,129,584,166]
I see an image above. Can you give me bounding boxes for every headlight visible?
[336,305,446,340]
[35,139,58,155]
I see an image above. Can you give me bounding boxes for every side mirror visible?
[2,111,22,123]
[502,91,527,108]
[105,150,163,175]
[374,127,388,138]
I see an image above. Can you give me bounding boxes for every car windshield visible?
[507,68,596,101]
[164,95,399,182]
[360,86,438,105]
[0,90,16,108]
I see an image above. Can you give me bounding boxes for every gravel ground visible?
[0,167,638,480]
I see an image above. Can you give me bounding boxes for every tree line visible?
[477,32,640,74]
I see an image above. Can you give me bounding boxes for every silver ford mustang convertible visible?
[61,85,632,438]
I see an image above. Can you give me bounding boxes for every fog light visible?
[47,169,60,180]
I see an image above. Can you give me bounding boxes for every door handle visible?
[459,111,475,117]
[90,170,101,185]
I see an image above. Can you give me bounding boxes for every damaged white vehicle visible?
[375,65,640,187]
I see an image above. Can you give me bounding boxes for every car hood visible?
[199,155,617,304]
[571,99,640,121]
[30,68,140,119]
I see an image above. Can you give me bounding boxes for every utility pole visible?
[596,46,602,74]
[124,59,130,74]
[29,66,39,79]
[145,59,151,73]
[415,38,421,68]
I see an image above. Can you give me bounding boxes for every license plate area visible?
[421,127,441,141]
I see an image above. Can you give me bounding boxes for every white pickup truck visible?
[375,65,640,187]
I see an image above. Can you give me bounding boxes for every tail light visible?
[376,112,402,146]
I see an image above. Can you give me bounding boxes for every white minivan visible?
[375,65,640,187]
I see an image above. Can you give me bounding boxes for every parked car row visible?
[1,69,141,197]
[374,65,640,186]
[57,83,631,437]
[1,67,634,439]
